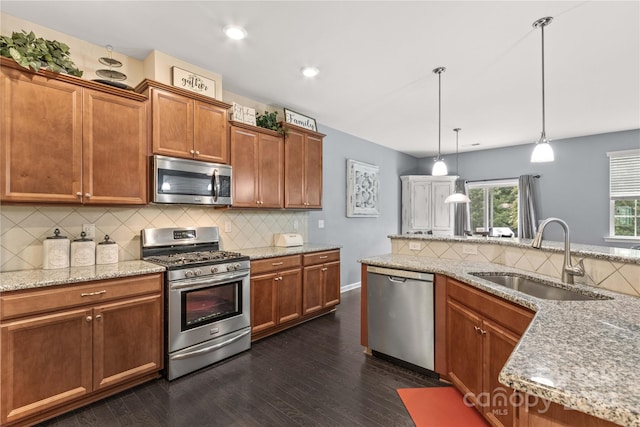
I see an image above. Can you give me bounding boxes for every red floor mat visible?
[397,387,490,427]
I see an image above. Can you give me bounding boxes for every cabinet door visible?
[323,261,341,308]
[1,68,82,203]
[151,88,194,159]
[277,268,302,323]
[304,134,323,208]
[251,273,278,333]
[432,181,454,232]
[446,299,483,402]
[411,181,432,231]
[194,101,228,163]
[0,308,92,425]
[258,133,284,208]
[302,264,324,315]
[93,294,162,391]
[284,129,306,208]
[230,127,260,207]
[483,319,519,427]
[83,89,148,205]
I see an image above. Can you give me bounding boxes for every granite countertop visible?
[0,260,166,292]
[240,244,342,260]
[359,253,640,427]
[389,234,640,265]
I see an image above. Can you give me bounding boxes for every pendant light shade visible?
[531,16,555,163]
[432,67,448,176]
[445,128,471,204]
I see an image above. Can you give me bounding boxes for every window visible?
[608,150,640,239]
[468,179,519,236]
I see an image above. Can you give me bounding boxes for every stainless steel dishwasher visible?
[367,265,435,372]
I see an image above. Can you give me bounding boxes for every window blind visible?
[608,150,640,199]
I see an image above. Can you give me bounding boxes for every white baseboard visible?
[341,281,361,293]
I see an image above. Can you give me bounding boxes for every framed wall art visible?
[347,159,380,217]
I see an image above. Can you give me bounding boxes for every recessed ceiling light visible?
[301,66,320,78]
[223,25,247,40]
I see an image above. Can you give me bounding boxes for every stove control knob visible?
[226,264,234,272]
[211,266,219,274]
[194,269,202,276]
[234,263,241,270]
[185,270,195,278]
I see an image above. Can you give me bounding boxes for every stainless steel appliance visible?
[366,266,435,372]
[141,226,250,380]
[152,155,232,206]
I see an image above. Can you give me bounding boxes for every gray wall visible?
[307,125,418,287]
[419,129,640,246]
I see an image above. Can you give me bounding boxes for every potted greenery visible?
[0,30,83,77]
[255,110,287,136]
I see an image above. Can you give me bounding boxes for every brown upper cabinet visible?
[229,122,284,208]
[136,80,231,164]
[284,124,324,209]
[0,58,148,205]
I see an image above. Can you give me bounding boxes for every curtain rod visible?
[466,175,540,183]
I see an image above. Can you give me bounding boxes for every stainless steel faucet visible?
[531,217,585,284]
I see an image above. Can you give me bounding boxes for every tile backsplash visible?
[392,238,640,298]
[0,205,307,272]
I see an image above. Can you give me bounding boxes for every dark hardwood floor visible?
[38,289,445,427]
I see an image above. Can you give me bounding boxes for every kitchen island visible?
[360,236,640,427]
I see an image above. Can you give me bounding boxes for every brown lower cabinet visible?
[0,273,163,427]
[445,277,618,427]
[251,250,340,341]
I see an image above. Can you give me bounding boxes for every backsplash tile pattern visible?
[393,239,640,297]
[0,206,307,272]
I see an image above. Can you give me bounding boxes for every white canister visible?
[96,235,119,265]
[71,232,96,267]
[42,228,70,269]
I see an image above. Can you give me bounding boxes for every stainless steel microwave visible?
[152,155,232,206]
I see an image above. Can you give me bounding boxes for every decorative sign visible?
[347,159,380,217]
[172,66,216,98]
[243,106,256,126]
[231,102,244,122]
[284,108,317,132]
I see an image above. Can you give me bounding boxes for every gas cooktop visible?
[144,250,248,268]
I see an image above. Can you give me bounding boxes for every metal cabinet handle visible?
[481,329,487,335]
[319,256,328,259]
[190,149,195,154]
[95,314,103,320]
[271,262,284,266]
[80,290,107,297]
[322,268,328,272]
[86,316,92,322]
[84,193,91,199]
[76,192,82,198]
[474,326,481,333]
[195,150,200,156]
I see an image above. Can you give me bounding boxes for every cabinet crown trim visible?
[135,78,232,109]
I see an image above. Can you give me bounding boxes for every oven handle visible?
[169,329,250,361]
[169,270,249,291]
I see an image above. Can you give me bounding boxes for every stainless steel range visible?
[140,226,250,380]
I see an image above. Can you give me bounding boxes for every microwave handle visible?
[212,169,220,202]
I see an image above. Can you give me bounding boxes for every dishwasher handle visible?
[388,276,407,283]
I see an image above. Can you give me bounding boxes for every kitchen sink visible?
[469,273,611,301]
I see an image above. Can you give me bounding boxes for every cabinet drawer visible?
[251,255,301,275]
[302,250,340,266]
[447,278,533,336]
[0,273,163,321]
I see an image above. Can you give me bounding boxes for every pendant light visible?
[432,67,448,176]
[445,128,471,204]
[530,16,555,163]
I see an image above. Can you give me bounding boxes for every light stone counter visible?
[359,253,640,427]
[240,244,341,260]
[0,260,166,292]
[389,234,640,265]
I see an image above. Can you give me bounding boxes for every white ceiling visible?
[2,1,639,158]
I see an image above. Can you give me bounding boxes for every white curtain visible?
[518,175,539,239]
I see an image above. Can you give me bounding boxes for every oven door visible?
[168,270,250,353]
[153,155,232,205]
